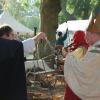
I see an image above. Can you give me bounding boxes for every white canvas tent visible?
[0,11,33,33]
[56,19,90,46]
[67,20,89,31]
[56,20,89,34]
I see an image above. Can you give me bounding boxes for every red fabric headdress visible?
[72,30,89,50]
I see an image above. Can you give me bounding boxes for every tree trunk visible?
[40,0,61,42]
[39,0,61,57]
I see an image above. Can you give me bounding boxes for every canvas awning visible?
[57,20,89,34]
[0,11,33,34]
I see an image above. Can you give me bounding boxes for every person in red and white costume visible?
[64,12,100,100]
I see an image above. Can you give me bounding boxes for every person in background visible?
[0,24,46,100]
[64,12,100,100]
[62,30,89,58]
[55,31,67,67]
[56,31,67,46]
[63,30,89,100]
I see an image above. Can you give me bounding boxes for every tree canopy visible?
[8,0,40,31]
[0,0,100,31]
[59,0,100,23]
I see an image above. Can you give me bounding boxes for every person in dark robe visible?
[0,24,46,100]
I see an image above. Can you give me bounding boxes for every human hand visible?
[33,32,46,43]
[36,32,46,40]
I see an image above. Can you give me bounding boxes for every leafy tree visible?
[59,0,100,24]
[33,0,40,8]
[0,0,5,14]
[8,0,40,31]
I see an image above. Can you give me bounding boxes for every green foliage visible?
[0,4,3,14]
[7,0,40,31]
[33,0,40,8]
[58,11,67,24]
[21,16,40,31]
[0,0,4,14]
[66,0,76,14]
[59,0,100,23]
[0,0,100,30]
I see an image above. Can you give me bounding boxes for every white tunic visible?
[64,41,100,100]
[22,38,35,54]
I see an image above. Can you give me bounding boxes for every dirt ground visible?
[27,75,65,100]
